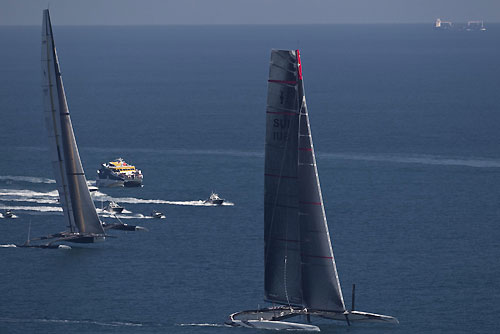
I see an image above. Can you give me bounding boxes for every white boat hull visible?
[228,319,320,331]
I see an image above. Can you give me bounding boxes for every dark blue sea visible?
[1,24,500,333]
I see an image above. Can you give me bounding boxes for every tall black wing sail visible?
[264,49,346,312]
[264,50,303,306]
[41,9,104,235]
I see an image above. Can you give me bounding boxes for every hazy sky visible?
[1,0,499,25]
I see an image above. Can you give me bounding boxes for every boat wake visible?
[95,208,133,215]
[99,212,155,219]
[0,189,59,209]
[0,204,62,213]
[0,197,57,204]
[0,175,56,184]
[0,188,234,215]
[93,192,234,207]
[162,200,235,207]
[93,192,172,205]
[0,188,58,198]
[321,153,500,168]
[177,323,226,327]
[0,244,71,249]
[0,317,142,327]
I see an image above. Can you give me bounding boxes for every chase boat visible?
[3,209,15,219]
[104,201,124,214]
[151,210,165,219]
[96,158,143,187]
[204,192,224,205]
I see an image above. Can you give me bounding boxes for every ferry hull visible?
[124,180,142,187]
[96,179,124,188]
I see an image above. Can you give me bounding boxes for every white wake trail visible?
[0,189,58,198]
[177,323,226,327]
[0,317,142,327]
[0,204,62,213]
[0,175,55,184]
[322,153,500,168]
[93,192,234,206]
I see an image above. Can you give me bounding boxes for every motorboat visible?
[104,201,124,214]
[88,185,98,192]
[3,209,14,218]
[151,210,165,219]
[204,192,224,205]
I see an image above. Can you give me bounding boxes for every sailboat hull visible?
[67,235,105,243]
[228,306,398,329]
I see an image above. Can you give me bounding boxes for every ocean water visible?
[1,24,500,333]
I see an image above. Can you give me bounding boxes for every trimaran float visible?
[226,50,398,331]
[18,10,142,249]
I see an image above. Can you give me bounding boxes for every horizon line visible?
[2,21,500,27]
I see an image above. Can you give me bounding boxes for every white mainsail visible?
[41,9,104,236]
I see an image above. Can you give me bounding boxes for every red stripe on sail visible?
[300,201,322,206]
[266,111,296,115]
[296,49,303,80]
[274,238,300,243]
[302,253,333,259]
[268,79,297,85]
[299,148,312,151]
[265,173,298,179]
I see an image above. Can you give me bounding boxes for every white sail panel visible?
[41,10,104,235]
[264,50,302,306]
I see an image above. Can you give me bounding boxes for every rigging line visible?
[264,54,300,309]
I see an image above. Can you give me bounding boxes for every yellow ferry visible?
[96,158,143,187]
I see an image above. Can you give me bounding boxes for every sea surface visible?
[1,24,500,333]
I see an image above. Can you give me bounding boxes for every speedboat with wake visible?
[2,209,15,219]
[226,50,398,331]
[18,9,143,249]
[96,158,143,187]
[204,192,224,205]
[150,210,166,219]
[104,201,124,214]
